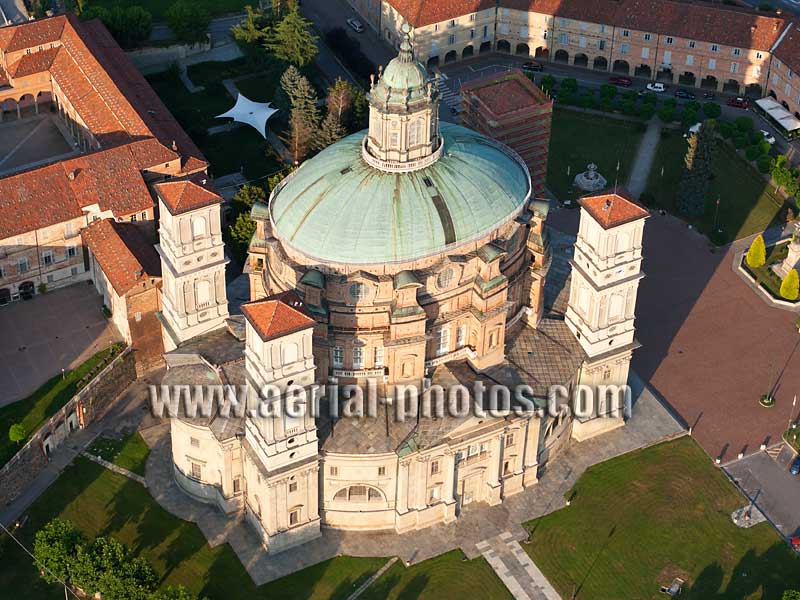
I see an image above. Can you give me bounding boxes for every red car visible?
[609,76,632,87]
[727,96,750,109]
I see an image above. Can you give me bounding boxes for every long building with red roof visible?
[0,14,220,305]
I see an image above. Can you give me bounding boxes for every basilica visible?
[159,28,649,554]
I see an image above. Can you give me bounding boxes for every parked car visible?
[727,96,750,109]
[609,76,632,87]
[791,456,800,476]
[674,89,696,100]
[703,91,716,99]
[346,18,364,33]
[646,82,666,93]
[521,61,544,72]
[760,129,776,144]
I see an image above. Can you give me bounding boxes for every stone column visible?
[306,466,319,520]
[276,480,289,530]
[267,483,278,534]
[443,451,456,502]
[396,460,409,513]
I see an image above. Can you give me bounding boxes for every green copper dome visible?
[370,22,431,111]
[269,123,531,265]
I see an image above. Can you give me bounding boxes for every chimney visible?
[67,170,76,181]
[603,199,613,211]
[171,140,178,152]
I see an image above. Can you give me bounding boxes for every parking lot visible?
[0,283,120,406]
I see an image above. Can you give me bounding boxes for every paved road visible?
[149,13,246,46]
[0,0,26,25]
[725,451,800,538]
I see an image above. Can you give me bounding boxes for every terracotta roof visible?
[241,298,316,342]
[7,46,61,78]
[773,25,800,75]
[81,218,160,296]
[578,189,649,229]
[612,0,786,52]
[154,178,221,215]
[0,15,66,52]
[502,0,621,25]
[461,70,549,116]
[389,0,496,27]
[0,144,156,241]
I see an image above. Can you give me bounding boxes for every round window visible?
[437,268,454,289]
[349,282,368,301]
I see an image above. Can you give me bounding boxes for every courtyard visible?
[0,283,120,406]
[0,113,77,177]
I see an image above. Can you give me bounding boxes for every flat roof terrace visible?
[0,113,78,177]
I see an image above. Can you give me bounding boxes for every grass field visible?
[199,127,284,179]
[0,458,386,600]
[523,437,800,600]
[146,69,231,133]
[361,550,512,600]
[546,108,644,201]
[87,432,150,476]
[0,344,122,468]
[643,133,785,243]
[92,0,249,21]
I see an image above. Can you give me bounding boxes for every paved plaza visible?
[0,284,120,405]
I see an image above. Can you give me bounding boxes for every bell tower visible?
[565,189,648,441]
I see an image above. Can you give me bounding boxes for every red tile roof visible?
[241,298,316,342]
[7,46,60,78]
[0,15,66,52]
[389,0,496,27]
[0,144,157,241]
[502,0,620,25]
[461,70,550,116]
[154,178,222,216]
[81,218,161,296]
[773,25,800,75]
[579,189,649,229]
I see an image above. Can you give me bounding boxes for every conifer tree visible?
[282,107,315,163]
[677,122,717,218]
[781,268,799,301]
[317,78,354,148]
[746,233,767,268]
[265,6,318,67]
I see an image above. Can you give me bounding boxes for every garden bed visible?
[741,241,797,303]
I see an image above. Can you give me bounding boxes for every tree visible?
[783,591,800,600]
[771,155,800,198]
[9,423,26,445]
[282,106,315,163]
[33,519,84,584]
[70,537,157,600]
[265,7,318,67]
[702,102,721,119]
[677,122,717,218]
[231,5,270,46]
[167,0,211,45]
[781,269,799,300]
[746,234,767,268]
[81,5,152,48]
[153,587,202,600]
[318,78,354,147]
[229,212,257,250]
[232,184,266,212]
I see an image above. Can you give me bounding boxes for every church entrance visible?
[458,473,481,507]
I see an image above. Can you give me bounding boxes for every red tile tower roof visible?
[154,178,222,215]
[579,188,649,229]
[241,298,316,342]
[81,218,161,296]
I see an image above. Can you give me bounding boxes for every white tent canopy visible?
[215,94,279,139]
[755,97,800,134]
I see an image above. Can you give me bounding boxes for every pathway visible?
[626,117,662,199]
[81,451,147,487]
[477,533,560,600]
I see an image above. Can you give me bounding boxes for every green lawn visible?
[87,431,150,476]
[0,458,386,600]
[91,0,249,21]
[547,107,644,201]
[360,550,512,600]
[0,344,123,468]
[523,437,800,600]
[146,69,232,134]
[644,134,785,243]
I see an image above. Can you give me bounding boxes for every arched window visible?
[437,327,450,356]
[456,325,466,349]
[409,118,423,146]
[283,342,298,364]
[195,279,211,308]
[332,485,384,503]
[192,216,206,239]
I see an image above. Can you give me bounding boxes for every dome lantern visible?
[364,23,442,172]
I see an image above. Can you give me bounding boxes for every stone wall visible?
[125,41,212,73]
[0,348,137,509]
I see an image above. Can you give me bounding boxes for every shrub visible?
[719,121,734,138]
[561,77,578,92]
[746,234,767,268]
[9,423,26,445]
[622,90,638,103]
[759,140,772,155]
[757,154,774,173]
[657,106,675,122]
[746,145,761,161]
[642,91,658,105]
[622,100,637,115]
[733,133,749,149]
[599,84,617,99]
[781,269,800,301]
[681,109,698,128]
[735,116,754,132]
[639,103,655,120]
[539,74,556,91]
[685,100,702,113]
[663,97,677,109]
[703,102,722,119]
